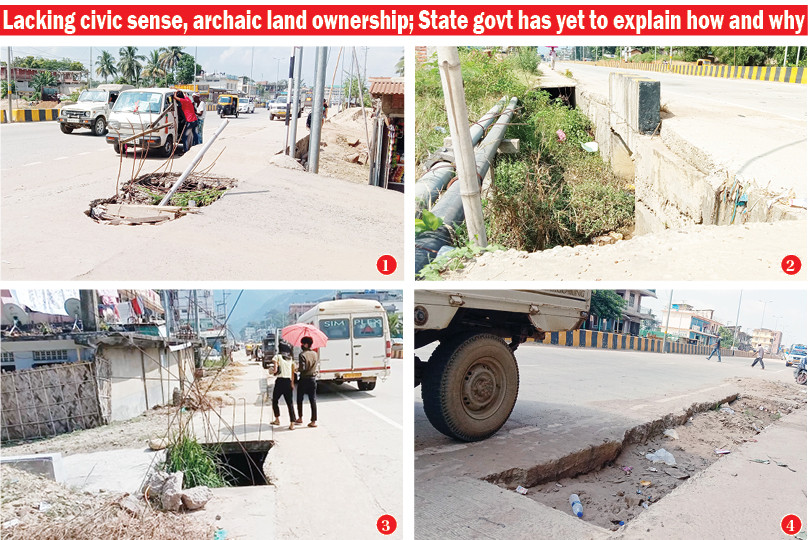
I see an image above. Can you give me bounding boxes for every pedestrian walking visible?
[192,93,205,145]
[707,336,722,362]
[270,340,298,429]
[295,336,319,427]
[173,90,198,153]
[751,344,765,370]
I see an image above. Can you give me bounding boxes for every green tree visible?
[96,50,117,83]
[30,71,56,99]
[717,326,737,347]
[117,46,145,84]
[344,75,371,107]
[395,55,404,76]
[159,46,185,82]
[387,312,403,339]
[712,46,768,66]
[589,290,627,328]
[1,80,16,98]
[679,47,712,62]
[141,50,165,86]
[175,53,202,84]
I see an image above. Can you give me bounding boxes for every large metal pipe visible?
[414,97,518,274]
[308,47,328,173]
[413,97,506,214]
[287,47,303,156]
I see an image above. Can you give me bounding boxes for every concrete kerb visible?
[0,452,64,482]
[0,108,59,123]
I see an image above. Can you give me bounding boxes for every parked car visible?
[785,344,806,367]
[58,84,133,136]
[105,88,192,157]
[217,94,239,117]
[268,96,302,121]
[237,98,255,114]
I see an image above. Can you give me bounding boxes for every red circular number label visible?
[377,514,397,535]
[781,255,802,275]
[377,255,397,275]
[781,514,802,535]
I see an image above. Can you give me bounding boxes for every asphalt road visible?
[0,110,404,280]
[415,343,798,477]
[555,61,807,197]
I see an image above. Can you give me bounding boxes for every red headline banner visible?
[1,5,806,36]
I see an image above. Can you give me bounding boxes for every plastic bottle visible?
[569,494,583,518]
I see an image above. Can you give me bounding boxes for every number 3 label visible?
[377,514,397,535]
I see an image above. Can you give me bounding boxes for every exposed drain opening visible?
[202,440,274,487]
[539,85,576,108]
[486,389,803,531]
[87,172,237,225]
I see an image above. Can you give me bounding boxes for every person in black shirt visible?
[296,336,319,427]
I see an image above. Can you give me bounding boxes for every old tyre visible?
[160,134,174,158]
[113,142,122,154]
[798,371,807,385]
[357,380,376,391]
[92,116,107,136]
[60,124,73,134]
[422,332,519,442]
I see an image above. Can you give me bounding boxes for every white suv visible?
[58,84,133,136]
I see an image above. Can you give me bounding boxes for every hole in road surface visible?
[488,385,803,531]
[201,440,274,487]
[86,172,237,225]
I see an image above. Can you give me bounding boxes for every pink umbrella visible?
[281,323,329,349]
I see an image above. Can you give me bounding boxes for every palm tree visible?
[159,46,185,83]
[117,46,145,85]
[142,50,165,86]
[96,50,117,83]
[395,55,404,76]
[31,71,57,99]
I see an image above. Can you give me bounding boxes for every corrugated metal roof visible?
[369,79,404,95]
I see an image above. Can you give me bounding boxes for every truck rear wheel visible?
[422,332,519,442]
[357,380,376,391]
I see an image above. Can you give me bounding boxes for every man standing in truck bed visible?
[296,336,319,427]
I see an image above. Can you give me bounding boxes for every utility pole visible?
[249,47,254,97]
[284,47,294,134]
[783,46,788,67]
[6,47,13,123]
[194,47,198,88]
[662,290,673,353]
[437,46,488,248]
[308,46,328,173]
[89,47,93,88]
[732,290,742,350]
[288,47,303,156]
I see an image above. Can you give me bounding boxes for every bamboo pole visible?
[436,46,487,247]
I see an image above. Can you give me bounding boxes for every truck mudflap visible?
[421,331,519,442]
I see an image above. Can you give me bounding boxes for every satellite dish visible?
[64,298,82,331]
[2,303,30,331]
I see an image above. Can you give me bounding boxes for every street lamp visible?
[759,300,773,329]
[273,57,282,95]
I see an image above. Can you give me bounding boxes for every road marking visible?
[23,161,42,167]
[55,156,69,161]
[77,152,91,156]
[334,390,402,430]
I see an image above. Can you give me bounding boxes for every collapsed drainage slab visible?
[202,440,274,487]
[87,172,238,225]
[486,390,803,531]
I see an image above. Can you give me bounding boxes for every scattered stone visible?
[117,494,143,517]
[2,519,21,529]
[664,468,690,480]
[180,486,214,511]
[663,429,679,440]
[148,438,168,451]
[160,471,184,512]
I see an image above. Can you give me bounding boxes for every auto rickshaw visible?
[217,94,239,117]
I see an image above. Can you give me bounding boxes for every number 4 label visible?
[781,514,802,535]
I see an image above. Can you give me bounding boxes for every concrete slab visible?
[416,476,609,540]
[195,485,276,540]
[0,452,64,482]
[61,447,164,493]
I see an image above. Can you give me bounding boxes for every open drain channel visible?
[486,391,803,532]
[87,172,237,225]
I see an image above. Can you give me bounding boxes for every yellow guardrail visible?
[585,60,806,84]
[1,108,60,123]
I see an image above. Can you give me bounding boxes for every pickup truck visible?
[268,96,302,121]
[415,290,590,442]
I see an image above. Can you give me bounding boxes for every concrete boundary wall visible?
[583,61,806,85]
[530,329,760,359]
[0,108,59,123]
[0,362,104,442]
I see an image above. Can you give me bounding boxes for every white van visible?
[105,87,192,156]
[297,299,392,391]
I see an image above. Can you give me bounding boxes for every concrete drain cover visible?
[87,172,237,225]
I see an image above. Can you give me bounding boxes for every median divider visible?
[1,108,60,123]
[530,328,759,359]
[584,60,806,85]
